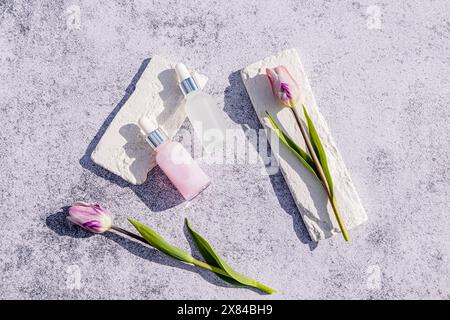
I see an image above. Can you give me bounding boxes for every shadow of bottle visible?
[79,58,185,212]
[223,71,318,251]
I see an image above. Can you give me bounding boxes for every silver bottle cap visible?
[175,63,198,96]
[179,77,198,96]
[146,128,168,149]
[138,116,168,149]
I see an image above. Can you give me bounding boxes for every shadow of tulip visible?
[101,231,199,275]
[182,222,274,295]
[223,71,318,251]
[181,223,236,290]
[46,209,268,293]
[45,206,94,239]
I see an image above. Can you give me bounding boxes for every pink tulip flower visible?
[67,202,113,233]
[266,66,301,108]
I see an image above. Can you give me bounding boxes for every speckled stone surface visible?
[0,0,448,299]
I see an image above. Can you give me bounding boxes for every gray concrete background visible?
[0,0,448,299]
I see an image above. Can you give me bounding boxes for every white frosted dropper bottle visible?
[175,63,227,154]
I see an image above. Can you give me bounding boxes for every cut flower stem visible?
[290,103,349,241]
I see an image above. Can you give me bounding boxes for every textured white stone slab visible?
[241,48,367,241]
[91,55,208,185]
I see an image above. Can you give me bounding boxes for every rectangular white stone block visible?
[241,48,367,241]
[91,55,208,185]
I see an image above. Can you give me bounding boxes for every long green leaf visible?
[185,218,276,294]
[302,105,334,196]
[265,112,318,177]
[128,219,194,264]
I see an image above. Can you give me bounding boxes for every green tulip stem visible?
[330,197,349,242]
[290,103,349,241]
[111,225,148,244]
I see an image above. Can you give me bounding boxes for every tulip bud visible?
[266,66,300,108]
[67,202,113,233]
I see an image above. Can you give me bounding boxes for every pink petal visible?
[274,66,300,102]
[72,201,91,207]
[265,68,279,95]
[69,205,96,216]
[66,216,77,224]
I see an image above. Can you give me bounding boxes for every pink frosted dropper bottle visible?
[138,116,210,200]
